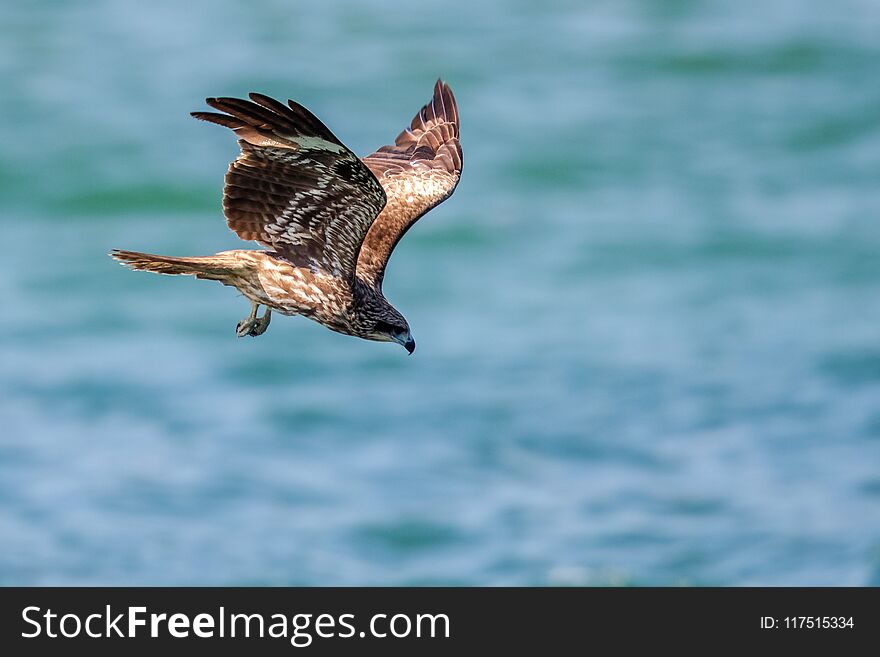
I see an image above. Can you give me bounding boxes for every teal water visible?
[2,0,879,585]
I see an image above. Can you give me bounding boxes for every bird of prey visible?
[111,80,462,354]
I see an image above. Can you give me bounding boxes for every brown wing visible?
[358,80,462,288]
[192,93,387,282]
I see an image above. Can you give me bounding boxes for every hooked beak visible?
[394,332,416,354]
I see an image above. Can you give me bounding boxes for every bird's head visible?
[368,310,415,354]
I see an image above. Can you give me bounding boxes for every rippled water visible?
[1,0,879,585]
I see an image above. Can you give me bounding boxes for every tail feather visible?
[110,250,241,281]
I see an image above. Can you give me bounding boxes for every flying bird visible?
[111,80,462,354]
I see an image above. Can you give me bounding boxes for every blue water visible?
[2,0,879,585]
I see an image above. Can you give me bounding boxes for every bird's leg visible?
[236,303,272,337]
[236,302,260,337]
[251,308,271,336]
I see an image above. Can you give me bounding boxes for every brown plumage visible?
[111,80,462,352]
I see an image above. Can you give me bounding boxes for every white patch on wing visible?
[379,170,457,213]
[292,136,346,154]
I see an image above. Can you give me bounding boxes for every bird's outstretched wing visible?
[358,80,462,288]
[192,94,387,282]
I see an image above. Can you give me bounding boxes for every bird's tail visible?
[110,249,245,281]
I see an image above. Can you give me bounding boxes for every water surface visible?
[1,0,879,585]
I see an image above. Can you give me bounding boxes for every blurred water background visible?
[1,0,879,585]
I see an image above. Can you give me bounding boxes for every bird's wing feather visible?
[192,93,387,282]
[357,80,462,288]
